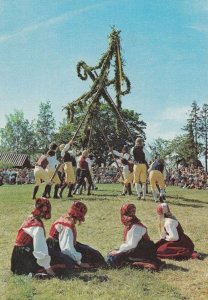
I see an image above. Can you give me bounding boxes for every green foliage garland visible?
[65,28,131,122]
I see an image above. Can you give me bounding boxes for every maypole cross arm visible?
[64,28,131,123]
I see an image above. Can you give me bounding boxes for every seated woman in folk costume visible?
[107,203,165,271]
[47,200,107,269]
[11,198,56,277]
[155,203,201,260]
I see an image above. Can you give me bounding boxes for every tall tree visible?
[35,101,56,152]
[55,104,146,164]
[183,101,201,161]
[199,104,208,172]
[0,110,37,155]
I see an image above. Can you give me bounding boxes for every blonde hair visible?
[82,150,88,157]
[59,144,65,151]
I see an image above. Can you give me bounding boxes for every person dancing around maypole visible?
[148,158,166,203]
[32,152,52,200]
[59,140,77,198]
[73,150,93,196]
[131,138,148,200]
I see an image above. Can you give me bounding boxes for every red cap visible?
[68,201,87,222]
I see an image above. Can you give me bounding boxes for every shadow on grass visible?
[167,195,208,205]
[198,252,208,260]
[168,201,204,208]
[57,269,109,282]
[165,264,189,272]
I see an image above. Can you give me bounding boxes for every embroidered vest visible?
[49,216,77,244]
[15,217,44,247]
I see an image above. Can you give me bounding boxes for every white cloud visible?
[0,3,101,44]
[189,24,208,33]
[161,106,189,121]
[145,120,179,144]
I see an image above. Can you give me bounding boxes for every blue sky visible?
[1,0,208,144]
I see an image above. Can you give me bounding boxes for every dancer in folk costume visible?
[59,140,77,198]
[131,138,148,200]
[107,203,165,271]
[112,145,132,195]
[148,158,166,203]
[73,150,93,195]
[47,201,107,269]
[32,152,51,200]
[45,150,61,199]
[155,203,201,260]
[112,145,131,161]
[120,158,134,195]
[11,198,55,276]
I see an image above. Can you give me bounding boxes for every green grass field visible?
[0,183,207,300]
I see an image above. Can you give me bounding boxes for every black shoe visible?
[67,194,73,198]
[159,196,164,203]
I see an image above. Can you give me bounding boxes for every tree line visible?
[150,101,208,172]
[0,101,207,171]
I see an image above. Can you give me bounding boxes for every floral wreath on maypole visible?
[64,28,134,145]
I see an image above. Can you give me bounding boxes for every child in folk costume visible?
[148,158,166,203]
[11,198,55,276]
[32,153,51,199]
[131,138,148,200]
[107,203,164,271]
[155,203,201,260]
[120,158,134,195]
[47,201,107,269]
[59,141,77,198]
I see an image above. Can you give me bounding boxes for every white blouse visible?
[55,223,82,265]
[161,218,179,241]
[23,226,51,269]
[117,224,147,253]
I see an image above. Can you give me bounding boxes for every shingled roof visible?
[0,153,31,168]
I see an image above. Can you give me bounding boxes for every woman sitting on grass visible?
[107,203,165,271]
[47,200,107,269]
[155,203,201,260]
[11,197,55,277]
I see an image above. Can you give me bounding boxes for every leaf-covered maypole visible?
[64,28,133,144]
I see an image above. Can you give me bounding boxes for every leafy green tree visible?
[0,110,37,155]
[149,138,170,159]
[199,104,208,172]
[55,104,146,164]
[35,101,56,152]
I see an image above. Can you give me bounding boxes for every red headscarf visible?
[32,197,51,219]
[120,203,147,241]
[68,201,87,222]
[120,203,138,226]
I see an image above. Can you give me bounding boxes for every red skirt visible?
[155,234,195,260]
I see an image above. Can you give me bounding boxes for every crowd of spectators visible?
[0,168,35,185]
[1,164,207,190]
[166,165,208,190]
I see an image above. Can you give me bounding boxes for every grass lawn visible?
[0,183,207,300]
